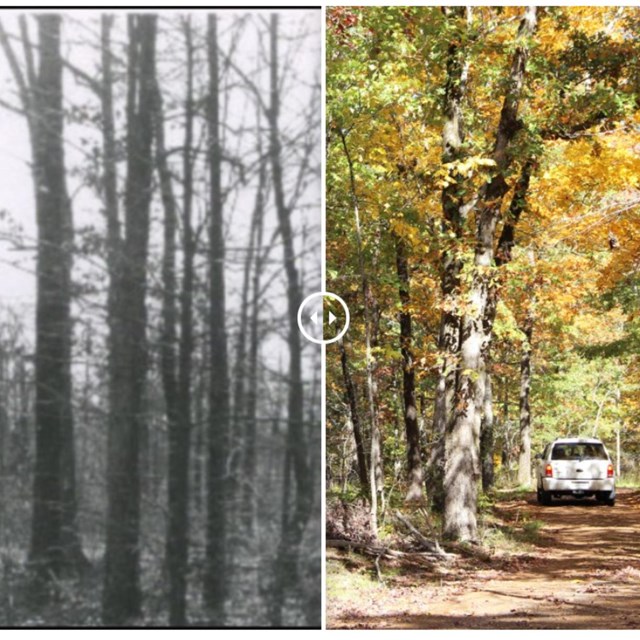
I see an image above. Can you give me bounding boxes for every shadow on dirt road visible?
[328,489,640,629]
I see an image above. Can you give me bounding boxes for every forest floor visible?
[327,488,640,629]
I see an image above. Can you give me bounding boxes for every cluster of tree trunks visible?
[335,7,541,543]
[0,11,319,626]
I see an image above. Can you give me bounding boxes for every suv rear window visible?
[551,443,608,460]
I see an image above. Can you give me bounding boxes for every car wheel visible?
[596,490,615,506]
[538,486,552,505]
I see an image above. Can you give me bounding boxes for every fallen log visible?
[326,539,401,558]
[393,510,447,555]
[444,540,495,562]
[327,538,454,561]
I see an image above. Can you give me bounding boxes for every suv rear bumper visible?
[541,478,615,493]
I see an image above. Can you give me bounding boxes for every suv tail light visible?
[545,464,553,477]
[607,464,614,478]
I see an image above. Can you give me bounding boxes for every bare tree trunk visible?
[395,238,423,502]
[153,27,194,622]
[267,14,313,625]
[339,338,369,495]
[194,339,207,514]
[338,129,382,535]
[240,152,266,536]
[103,14,156,625]
[204,13,230,623]
[0,14,85,584]
[517,310,534,487]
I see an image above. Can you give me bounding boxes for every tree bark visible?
[443,7,537,541]
[153,27,194,623]
[338,128,382,535]
[395,238,423,501]
[172,16,196,626]
[102,14,156,625]
[427,7,471,512]
[517,308,534,487]
[0,14,86,584]
[240,151,266,536]
[339,338,369,494]
[267,13,314,625]
[204,14,230,623]
[480,369,495,492]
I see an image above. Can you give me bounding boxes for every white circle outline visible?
[297,291,350,345]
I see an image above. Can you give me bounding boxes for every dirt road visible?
[327,489,640,629]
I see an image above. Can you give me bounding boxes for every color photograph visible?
[326,5,640,629]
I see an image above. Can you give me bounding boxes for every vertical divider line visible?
[320,3,327,632]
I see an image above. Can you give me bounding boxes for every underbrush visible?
[328,483,545,556]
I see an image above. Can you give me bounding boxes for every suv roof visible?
[551,437,603,444]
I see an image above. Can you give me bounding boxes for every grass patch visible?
[616,477,640,489]
[479,510,545,553]
[326,551,386,603]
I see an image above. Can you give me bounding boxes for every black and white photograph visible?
[0,8,321,628]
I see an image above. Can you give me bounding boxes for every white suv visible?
[535,438,615,506]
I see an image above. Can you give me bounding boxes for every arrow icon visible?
[297,291,350,345]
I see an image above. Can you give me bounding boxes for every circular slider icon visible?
[297,291,350,345]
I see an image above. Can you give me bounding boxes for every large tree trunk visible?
[427,7,471,512]
[102,15,157,625]
[153,26,194,622]
[339,338,369,494]
[395,238,423,502]
[267,14,314,625]
[172,16,196,626]
[443,7,537,541]
[204,14,230,623]
[0,14,86,584]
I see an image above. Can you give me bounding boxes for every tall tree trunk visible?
[240,153,266,536]
[102,14,157,624]
[443,7,537,541]
[204,13,230,623]
[395,238,423,501]
[267,13,313,625]
[153,30,194,622]
[193,337,207,514]
[0,14,85,584]
[100,15,121,309]
[338,128,382,535]
[339,338,369,494]
[427,6,471,512]
[173,16,196,626]
[517,308,534,487]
